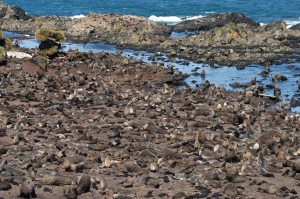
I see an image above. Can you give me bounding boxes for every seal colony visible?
[0,2,299,199]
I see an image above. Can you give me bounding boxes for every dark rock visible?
[172,12,259,32]
[0,2,29,20]
[290,23,300,30]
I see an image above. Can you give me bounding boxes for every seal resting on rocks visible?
[76,174,91,195]
[19,177,37,198]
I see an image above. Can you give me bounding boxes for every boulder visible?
[290,23,300,30]
[0,2,29,20]
[171,12,259,32]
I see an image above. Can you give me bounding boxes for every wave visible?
[148,15,203,25]
[70,14,86,20]
[286,18,300,28]
[149,15,300,28]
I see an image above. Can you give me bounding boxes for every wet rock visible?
[290,23,300,30]
[172,12,259,32]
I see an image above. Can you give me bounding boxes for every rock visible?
[1,4,300,67]
[265,21,286,31]
[172,12,259,32]
[290,23,300,30]
[0,2,29,20]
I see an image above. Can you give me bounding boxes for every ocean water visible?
[4,0,300,112]
[5,0,300,26]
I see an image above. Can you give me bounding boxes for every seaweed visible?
[35,29,65,57]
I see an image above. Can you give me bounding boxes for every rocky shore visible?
[1,2,300,66]
[0,2,300,199]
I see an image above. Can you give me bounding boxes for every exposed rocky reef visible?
[1,2,300,66]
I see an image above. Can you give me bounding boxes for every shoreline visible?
[0,3,300,67]
[4,30,300,113]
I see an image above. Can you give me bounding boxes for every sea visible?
[3,0,300,112]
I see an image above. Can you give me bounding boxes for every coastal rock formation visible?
[171,12,260,32]
[0,3,171,48]
[0,2,29,20]
[1,3,300,66]
[159,21,300,66]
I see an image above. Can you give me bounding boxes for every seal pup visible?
[20,176,37,198]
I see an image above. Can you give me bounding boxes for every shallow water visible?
[6,31,300,113]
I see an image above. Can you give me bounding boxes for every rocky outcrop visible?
[0,2,29,20]
[171,12,260,32]
[158,21,300,66]
[64,13,172,48]
[0,3,300,66]
[0,3,171,49]
[290,23,300,30]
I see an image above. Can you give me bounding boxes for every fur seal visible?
[76,174,91,195]
[20,177,37,198]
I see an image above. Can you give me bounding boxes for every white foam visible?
[149,15,183,25]
[70,14,86,20]
[185,15,204,21]
[149,15,203,25]
[285,18,300,29]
